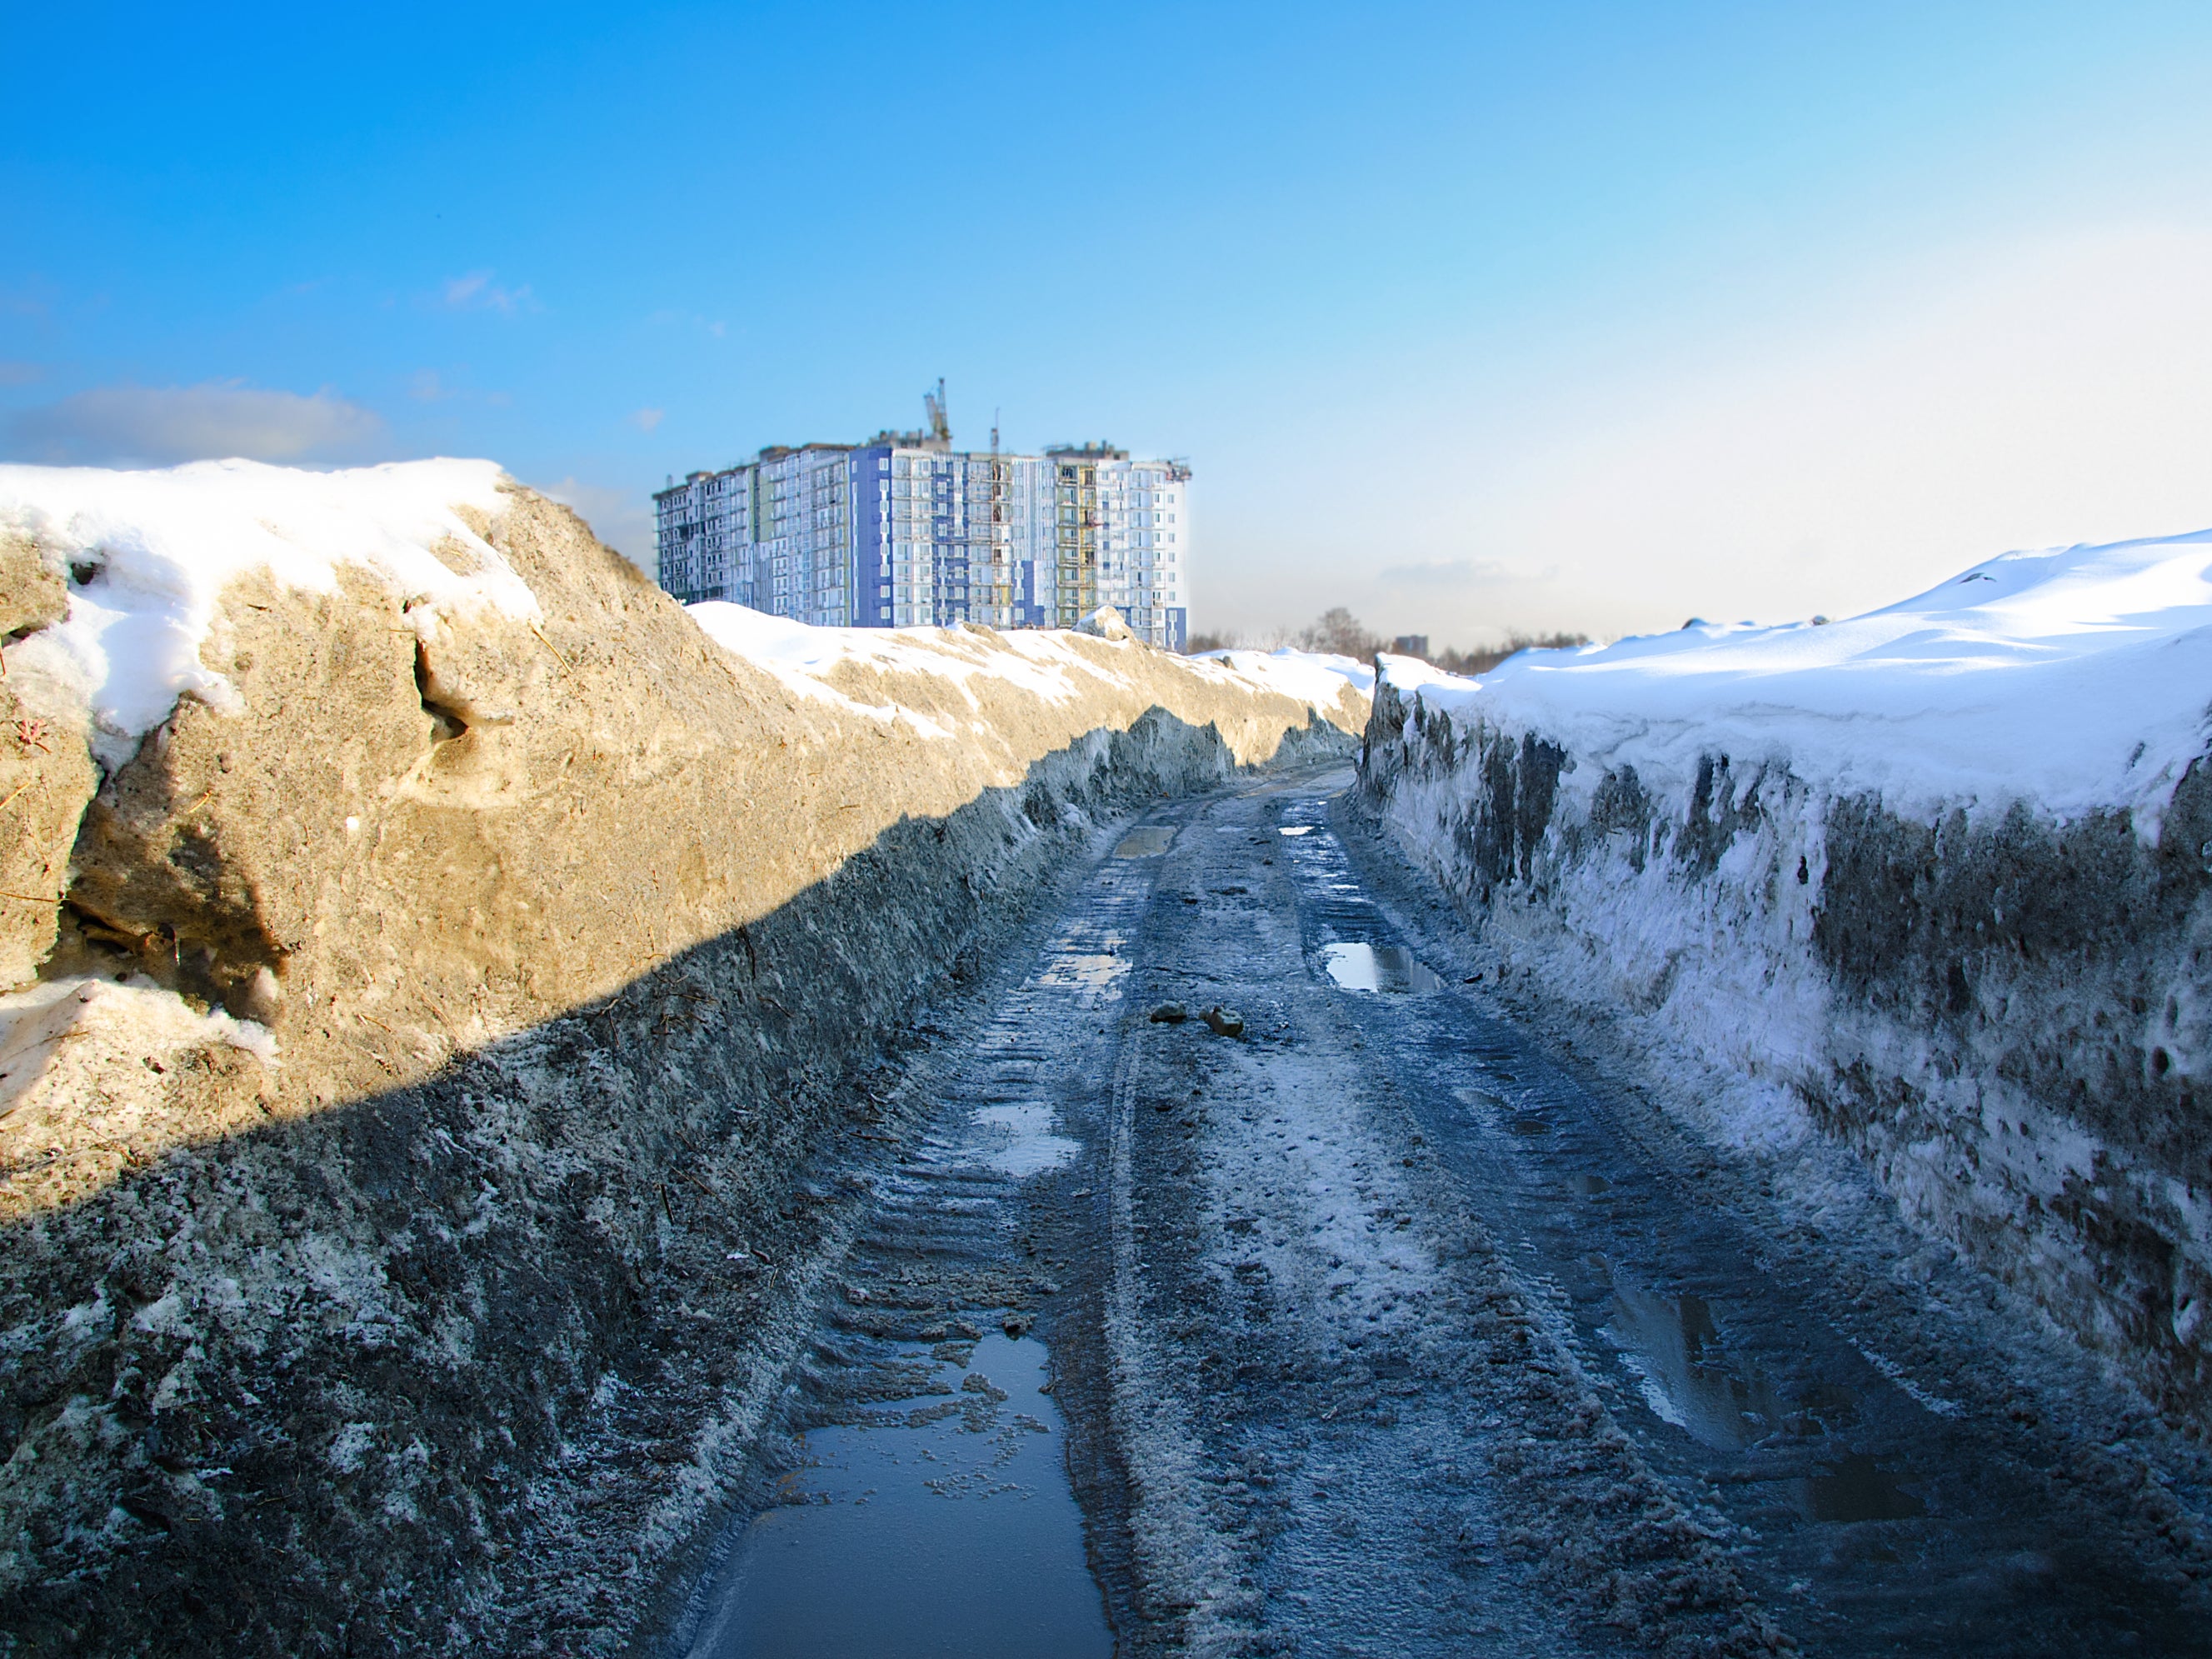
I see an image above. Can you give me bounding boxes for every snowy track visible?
[675,767,2212,1657]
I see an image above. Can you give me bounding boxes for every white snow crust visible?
[1381,528,2212,832]
[1196,647,1377,706]
[0,459,527,769]
[689,603,1371,733]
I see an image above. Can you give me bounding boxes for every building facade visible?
[654,421,1191,649]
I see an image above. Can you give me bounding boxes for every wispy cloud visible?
[407,368,512,408]
[3,380,387,466]
[441,269,537,314]
[0,361,43,387]
[1377,557,1514,587]
[628,407,664,433]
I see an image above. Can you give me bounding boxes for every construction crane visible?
[923,378,950,447]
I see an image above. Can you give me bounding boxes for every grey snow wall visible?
[1361,677,2212,1424]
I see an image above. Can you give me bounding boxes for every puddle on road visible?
[973,1102,1079,1178]
[1604,1282,1789,1452]
[1036,931,1130,996]
[687,1333,1111,1659]
[1599,1280,1929,1521]
[1321,942,1442,994]
[1115,826,1176,857]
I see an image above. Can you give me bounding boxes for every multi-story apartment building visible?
[653,402,1191,649]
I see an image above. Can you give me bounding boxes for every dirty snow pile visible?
[1383,528,2212,830]
[0,458,530,769]
[0,458,1372,773]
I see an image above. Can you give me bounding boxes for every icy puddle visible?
[1115,825,1176,857]
[686,1332,1111,1658]
[1035,928,1130,998]
[973,1102,1079,1177]
[1604,1282,1790,1450]
[1321,941,1443,993]
[1602,1281,1931,1522]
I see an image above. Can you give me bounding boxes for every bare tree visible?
[1297,607,1382,659]
[1196,610,1578,667]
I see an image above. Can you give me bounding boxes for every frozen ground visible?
[0,457,526,769]
[657,767,2212,1657]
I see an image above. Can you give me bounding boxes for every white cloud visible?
[628,407,664,433]
[1377,556,1512,587]
[441,270,537,313]
[3,380,388,466]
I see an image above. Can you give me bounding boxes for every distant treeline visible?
[1188,607,1587,675]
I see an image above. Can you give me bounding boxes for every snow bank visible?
[0,469,1376,1654]
[1385,528,2212,833]
[1196,647,1376,708]
[0,458,528,768]
[1361,527,2212,1419]
[693,607,1374,735]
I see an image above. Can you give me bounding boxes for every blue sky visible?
[7,2,2212,643]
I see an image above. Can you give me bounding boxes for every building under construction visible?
[652,385,1191,650]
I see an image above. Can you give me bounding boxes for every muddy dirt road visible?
[667,767,2212,1657]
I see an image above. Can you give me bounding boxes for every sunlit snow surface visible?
[1380,528,2212,832]
[0,458,525,770]
[691,602,1374,738]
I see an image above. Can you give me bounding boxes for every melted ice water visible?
[1321,942,1443,994]
[685,1333,1111,1658]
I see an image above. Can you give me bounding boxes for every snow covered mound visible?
[693,603,1372,733]
[1197,646,1377,704]
[0,466,1376,1645]
[0,458,527,769]
[1362,526,2212,1418]
[1386,528,2212,829]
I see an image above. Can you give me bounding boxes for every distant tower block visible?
[652,387,1191,652]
